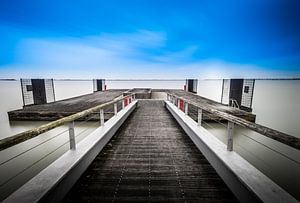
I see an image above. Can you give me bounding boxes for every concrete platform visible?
[63,100,238,202]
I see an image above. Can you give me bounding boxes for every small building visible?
[21,79,55,106]
[185,79,198,93]
[93,79,106,92]
[221,79,255,112]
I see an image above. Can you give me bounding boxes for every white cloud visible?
[1,30,299,79]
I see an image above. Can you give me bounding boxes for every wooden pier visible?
[8,90,126,121]
[3,94,298,202]
[161,89,256,122]
[63,100,238,202]
[8,89,256,122]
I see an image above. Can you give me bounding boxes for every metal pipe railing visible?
[166,93,300,150]
[0,94,136,151]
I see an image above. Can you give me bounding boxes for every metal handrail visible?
[0,94,136,151]
[166,93,300,150]
[229,99,240,109]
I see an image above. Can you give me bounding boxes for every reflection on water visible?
[0,79,299,200]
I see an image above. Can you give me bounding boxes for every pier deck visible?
[8,90,126,121]
[63,100,238,202]
[8,89,255,122]
[162,89,256,122]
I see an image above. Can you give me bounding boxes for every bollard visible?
[184,102,188,115]
[68,121,76,150]
[114,103,118,116]
[100,109,104,126]
[227,121,234,151]
[198,108,202,126]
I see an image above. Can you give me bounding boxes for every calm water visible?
[0,79,299,200]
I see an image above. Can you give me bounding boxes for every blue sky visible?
[0,0,299,79]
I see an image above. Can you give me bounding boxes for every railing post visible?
[100,109,104,126]
[68,121,76,150]
[114,103,118,116]
[198,108,202,126]
[184,102,188,115]
[122,98,125,109]
[227,121,234,151]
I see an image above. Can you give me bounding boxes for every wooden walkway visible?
[63,100,238,202]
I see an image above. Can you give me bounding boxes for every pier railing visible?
[166,93,300,151]
[0,94,136,151]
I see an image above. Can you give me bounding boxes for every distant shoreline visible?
[0,79,17,81]
[1,78,300,81]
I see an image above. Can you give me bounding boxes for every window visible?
[244,86,249,93]
[26,85,33,91]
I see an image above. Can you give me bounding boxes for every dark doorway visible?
[96,80,103,91]
[188,80,194,92]
[32,79,47,105]
[229,79,243,107]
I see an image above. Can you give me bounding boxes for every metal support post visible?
[184,102,188,115]
[227,121,234,151]
[114,103,118,116]
[68,121,76,150]
[122,98,125,109]
[100,109,104,126]
[198,108,202,126]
